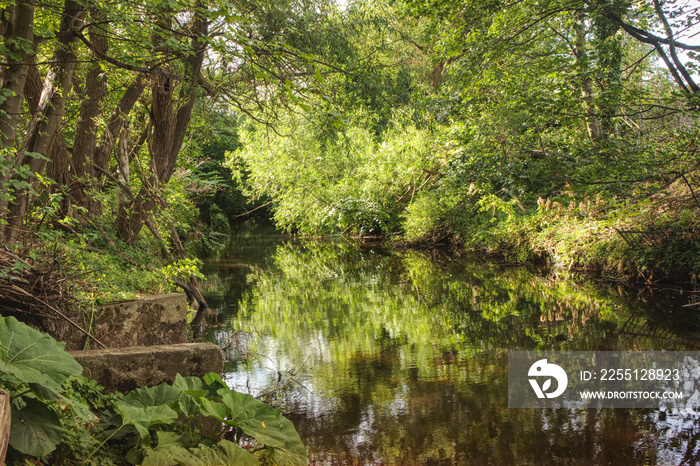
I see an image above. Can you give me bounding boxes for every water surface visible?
[200,223,700,465]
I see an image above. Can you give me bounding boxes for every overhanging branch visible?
[74,30,190,81]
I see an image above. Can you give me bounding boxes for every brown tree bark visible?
[0,0,35,234]
[575,14,601,144]
[17,0,83,172]
[93,75,145,182]
[115,71,175,244]
[4,0,85,243]
[71,8,108,209]
[0,0,34,147]
[24,62,71,207]
[116,6,209,244]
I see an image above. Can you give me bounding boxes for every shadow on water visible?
[199,227,700,466]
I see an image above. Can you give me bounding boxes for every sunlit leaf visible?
[120,382,179,408]
[0,316,83,389]
[219,390,307,465]
[116,403,178,439]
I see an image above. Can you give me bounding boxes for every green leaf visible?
[173,373,209,400]
[120,382,179,408]
[29,383,96,422]
[0,316,83,389]
[219,390,307,466]
[202,390,306,465]
[156,431,183,448]
[185,440,259,466]
[178,393,201,418]
[143,437,259,466]
[203,372,228,390]
[199,398,230,421]
[142,445,190,466]
[24,150,51,162]
[116,403,178,439]
[9,398,66,457]
[141,432,189,466]
[314,68,325,84]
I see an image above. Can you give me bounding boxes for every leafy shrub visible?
[230,109,439,236]
[0,315,91,459]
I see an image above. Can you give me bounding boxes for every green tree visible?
[231,109,439,235]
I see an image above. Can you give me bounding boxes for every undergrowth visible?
[402,179,700,282]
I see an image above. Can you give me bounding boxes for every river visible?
[199,220,700,466]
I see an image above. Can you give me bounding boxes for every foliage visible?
[393,0,700,278]
[0,315,307,466]
[0,316,93,458]
[231,110,440,236]
[87,374,306,466]
[215,0,700,279]
[0,0,363,331]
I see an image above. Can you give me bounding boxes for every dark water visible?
[199,221,700,466]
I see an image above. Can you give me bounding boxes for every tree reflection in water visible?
[201,238,700,465]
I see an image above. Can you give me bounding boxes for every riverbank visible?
[396,192,700,285]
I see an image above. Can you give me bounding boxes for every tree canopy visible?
[1,0,699,299]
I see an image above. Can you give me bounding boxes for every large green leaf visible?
[173,374,210,418]
[121,382,180,408]
[198,389,306,465]
[173,373,209,400]
[0,316,83,389]
[9,398,66,457]
[199,398,231,421]
[141,444,191,466]
[220,390,307,466]
[185,440,259,466]
[141,432,189,466]
[29,382,96,422]
[116,403,179,439]
[203,372,228,390]
[177,393,201,418]
[142,434,259,466]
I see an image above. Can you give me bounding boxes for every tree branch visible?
[652,0,700,93]
[74,30,190,81]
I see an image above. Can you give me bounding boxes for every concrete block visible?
[93,293,188,348]
[71,343,223,393]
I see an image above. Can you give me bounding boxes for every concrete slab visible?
[71,342,223,393]
[92,293,188,348]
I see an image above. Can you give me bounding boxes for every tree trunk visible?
[580,80,601,143]
[0,0,35,147]
[592,0,623,136]
[115,7,209,244]
[17,0,83,172]
[116,70,175,243]
[72,8,108,209]
[4,0,85,243]
[575,13,602,144]
[0,0,35,235]
[92,74,145,183]
[24,61,71,214]
[115,122,131,209]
